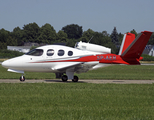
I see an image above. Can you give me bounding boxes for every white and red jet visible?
[2,31,152,82]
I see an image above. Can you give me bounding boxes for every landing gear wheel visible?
[20,76,25,82]
[62,75,68,82]
[72,75,78,82]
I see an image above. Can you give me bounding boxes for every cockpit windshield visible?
[25,49,43,56]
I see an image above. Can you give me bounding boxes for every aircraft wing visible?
[74,61,99,73]
[53,62,83,72]
[55,61,99,73]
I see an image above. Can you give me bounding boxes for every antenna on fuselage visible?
[88,36,93,43]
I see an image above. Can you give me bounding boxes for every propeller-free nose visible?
[1,60,10,68]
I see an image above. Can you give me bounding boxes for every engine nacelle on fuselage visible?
[75,41,111,54]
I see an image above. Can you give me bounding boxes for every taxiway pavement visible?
[0,79,154,84]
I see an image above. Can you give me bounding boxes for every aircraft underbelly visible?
[9,63,45,72]
[11,62,81,72]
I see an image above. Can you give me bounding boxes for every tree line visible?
[0,22,153,54]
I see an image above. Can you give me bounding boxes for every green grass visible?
[0,83,154,120]
[1,64,154,80]
[79,65,154,80]
[1,65,154,119]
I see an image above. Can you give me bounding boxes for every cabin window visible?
[68,51,73,56]
[58,50,65,56]
[47,49,54,56]
[25,49,43,56]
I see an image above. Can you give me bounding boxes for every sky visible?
[0,0,154,34]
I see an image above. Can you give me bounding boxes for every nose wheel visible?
[20,75,25,82]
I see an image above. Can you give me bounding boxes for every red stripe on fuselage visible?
[29,54,126,64]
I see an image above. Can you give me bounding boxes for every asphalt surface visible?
[0,79,154,84]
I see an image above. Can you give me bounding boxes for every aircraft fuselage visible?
[2,45,113,73]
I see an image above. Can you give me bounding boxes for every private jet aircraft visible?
[2,31,152,82]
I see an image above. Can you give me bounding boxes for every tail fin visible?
[120,31,152,59]
[119,33,135,55]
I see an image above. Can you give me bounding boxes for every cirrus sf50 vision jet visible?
[2,31,153,82]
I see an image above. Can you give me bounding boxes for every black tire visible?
[72,75,78,82]
[20,76,25,82]
[62,75,68,82]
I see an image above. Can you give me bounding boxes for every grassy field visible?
[1,64,154,80]
[1,65,154,119]
[0,83,154,120]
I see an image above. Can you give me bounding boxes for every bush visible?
[141,54,154,61]
[0,49,24,58]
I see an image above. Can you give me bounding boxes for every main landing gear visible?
[72,75,79,82]
[61,75,79,82]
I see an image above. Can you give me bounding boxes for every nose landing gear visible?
[20,75,25,82]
